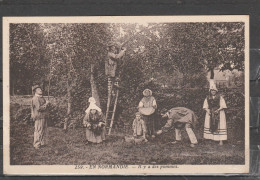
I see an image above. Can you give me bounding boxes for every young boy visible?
[31,85,50,149]
[132,112,148,143]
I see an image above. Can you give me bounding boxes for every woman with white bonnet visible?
[138,89,157,138]
[83,97,106,144]
[203,80,227,145]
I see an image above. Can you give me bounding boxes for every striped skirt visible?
[203,110,227,141]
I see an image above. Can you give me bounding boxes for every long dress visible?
[83,111,106,143]
[138,96,157,136]
[203,95,227,141]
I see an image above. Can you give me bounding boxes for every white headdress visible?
[85,97,102,114]
[143,89,152,96]
[209,79,218,91]
[88,97,96,104]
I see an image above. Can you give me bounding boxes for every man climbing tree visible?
[105,42,126,129]
[106,42,126,94]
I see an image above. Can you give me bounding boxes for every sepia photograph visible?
[3,16,249,175]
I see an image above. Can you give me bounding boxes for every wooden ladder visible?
[105,80,120,135]
[105,50,126,135]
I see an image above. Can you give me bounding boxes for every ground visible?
[10,120,245,165]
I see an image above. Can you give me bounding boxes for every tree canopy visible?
[10,22,245,122]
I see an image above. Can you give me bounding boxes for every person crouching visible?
[156,107,198,148]
[83,98,106,144]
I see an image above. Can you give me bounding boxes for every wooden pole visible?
[210,68,214,79]
[108,88,119,135]
[105,81,112,126]
[47,54,53,100]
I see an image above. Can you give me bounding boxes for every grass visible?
[10,119,245,165]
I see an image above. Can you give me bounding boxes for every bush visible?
[10,103,31,123]
[10,85,245,143]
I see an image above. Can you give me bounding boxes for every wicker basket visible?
[124,136,134,143]
[134,137,145,144]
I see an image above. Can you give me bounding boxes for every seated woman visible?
[83,97,106,144]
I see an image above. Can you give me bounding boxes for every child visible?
[132,112,148,143]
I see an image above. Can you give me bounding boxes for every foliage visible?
[10,22,245,129]
[10,24,49,95]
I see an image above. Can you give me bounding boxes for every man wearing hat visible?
[31,85,50,149]
[106,42,126,93]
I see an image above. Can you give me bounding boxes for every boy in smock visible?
[132,112,148,143]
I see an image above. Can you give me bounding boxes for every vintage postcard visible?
[3,16,249,175]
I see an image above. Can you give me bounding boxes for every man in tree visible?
[31,85,50,149]
[106,42,126,93]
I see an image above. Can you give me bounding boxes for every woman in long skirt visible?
[138,89,157,138]
[203,81,227,145]
[83,97,106,144]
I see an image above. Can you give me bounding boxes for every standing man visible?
[31,85,50,149]
[106,42,126,93]
[156,107,198,147]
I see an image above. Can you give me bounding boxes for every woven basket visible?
[124,136,134,143]
[134,137,145,144]
[139,107,155,116]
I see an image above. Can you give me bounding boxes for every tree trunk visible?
[64,77,72,131]
[90,64,101,107]
[182,72,188,87]
[67,79,72,116]
[64,57,72,130]
[210,68,214,79]
[28,84,30,95]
